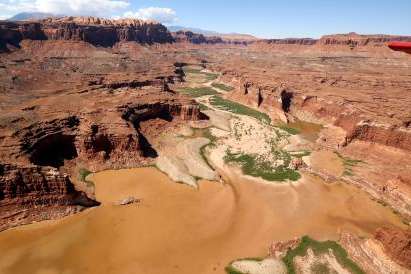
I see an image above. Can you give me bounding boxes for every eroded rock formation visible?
[172,31,224,44]
[318,32,411,47]
[0,16,173,52]
[375,227,411,269]
[341,231,411,273]
[190,41,411,221]
[207,48,411,152]
[0,30,205,230]
[0,164,99,231]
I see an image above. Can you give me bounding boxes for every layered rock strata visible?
[0,16,173,52]
[0,38,204,230]
[172,31,223,44]
[192,45,411,220]
[0,164,99,231]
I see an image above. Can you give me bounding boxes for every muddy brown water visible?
[0,167,405,274]
[286,120,323,142]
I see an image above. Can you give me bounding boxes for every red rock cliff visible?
[0,16,174,52]
[0,164,99,231]
[318,32,411,47]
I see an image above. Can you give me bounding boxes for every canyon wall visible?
[249,32,411,52]
[172,31,224,44]
[318,32,411,47]
[0,164,99,231]
[0,16,173,52]
[254,38,317,46]
[2,17,411,52]
[219,73,411,152]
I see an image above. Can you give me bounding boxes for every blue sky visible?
[1,0,410,38]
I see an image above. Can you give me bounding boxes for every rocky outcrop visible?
[0,164,99,231]
[247,32,411,52]
[172,31,224,44]
[341,231,410,273]
[375,227,411,269]
[318,32,411,47]
[256,38,317,46]
[120,101,203,124]
[0,16,173,52]
[171,31,253,45]
[342,120,411,151]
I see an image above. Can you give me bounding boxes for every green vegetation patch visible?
[225,266,245,274]
[335,152,363,177]
[277,124,301,135]
[311,262,332,274]
[202,127,218,146]
[78,168,94,187]
[224,151,300,182]
[290,150,311,158]
[210,95,271,124]
[183,66,218,80]
[282,236,364,274]
[211,82,234,91]
[204,72,219,81]
[178,87,219,98]
[183,67,203,74]
[199,103,210,111]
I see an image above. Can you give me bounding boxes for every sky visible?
[1,0,410,38]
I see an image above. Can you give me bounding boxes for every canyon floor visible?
[1,18,411,274]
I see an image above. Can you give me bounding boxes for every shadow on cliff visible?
[28,133,78,168]
[137,132,158,158]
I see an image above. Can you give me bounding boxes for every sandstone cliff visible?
[249,32,411,52]
[375,227,411,269]
[0,16,173,52]
[172,31,224,44]
[0,164,99,231]
[256,38,317,45]
[318,32,411,47]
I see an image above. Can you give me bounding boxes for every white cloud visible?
[36,0,129,16]
[0,0,130,18]
[123,7,177,24]
[0,0,177,23]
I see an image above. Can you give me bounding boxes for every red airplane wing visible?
[388,42,411,54]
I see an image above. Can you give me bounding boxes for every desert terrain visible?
[0,17,410,274]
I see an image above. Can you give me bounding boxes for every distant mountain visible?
[168,25,258,41]
[168,26,220,36]
[8,12,55,21]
